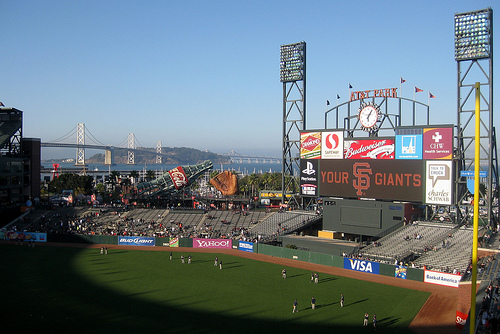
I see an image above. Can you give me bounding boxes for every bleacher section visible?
[247,211,322,242]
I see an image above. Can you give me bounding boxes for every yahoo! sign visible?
[193,238,232,249]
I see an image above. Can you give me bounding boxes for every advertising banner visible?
[395,265,407,279]
[118,236,155,246]
[423,127,453,160]
[169,237,179,247]
[300,132,321,159]
[395,133,422,159]
[238,241,254,253]
[300,159,318,197]
[193,238,232,249]
[168,166,188,189]
[344,139,394,159]
[319,159,424,202]
[343,257,380,275]
[424,269,461,288]
[5,231,47,242]
[321,131,343,159]
[456,310,468,329]
[425,161,453,205]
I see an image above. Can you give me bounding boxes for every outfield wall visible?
[44,234,426,283]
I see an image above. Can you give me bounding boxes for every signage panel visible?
[344,139,394,159]
[319,159,424,202]
[300,132,321,159]
[395,134,423,159]
[238,241,254,253]
[118,236,155,246]
[425,160,453,205]
[300,159,318,197]
[193,238,232,249]
[321,131,343,159]
[343,257,380,274]
[422,127,453,160]
[424,269,461,288]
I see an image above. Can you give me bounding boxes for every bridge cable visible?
[84,125,106,146]
[45,125,77,143]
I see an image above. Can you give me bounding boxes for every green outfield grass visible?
[0,244,430,333]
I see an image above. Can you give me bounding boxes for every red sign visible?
[456,310,468,329]
[422,127,453,159]
[344,139,394,159]
[168,166,188,189]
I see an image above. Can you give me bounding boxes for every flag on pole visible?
[337,94,340,99]
[429,92,435,98]
[326,100,330,105]
[349,83,353,89]
[415,87,423,93]
[0,102,4,107]
[401,77,406,83]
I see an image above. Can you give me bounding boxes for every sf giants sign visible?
[168,166,188,189]
[319,159,424,202]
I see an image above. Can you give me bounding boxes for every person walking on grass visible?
[363,312,369,326]
[311,297,316,310]
[340,293,344,308]
[293,299,298,313]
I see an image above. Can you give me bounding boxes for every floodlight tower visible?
[454,8,498,226]
[280,42,306,209]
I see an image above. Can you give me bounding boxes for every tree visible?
[48,173,93,196]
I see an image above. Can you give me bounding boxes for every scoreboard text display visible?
[318,159,424,202]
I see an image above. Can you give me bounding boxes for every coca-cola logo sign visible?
[169,166,188,189]
[193,238,232,249]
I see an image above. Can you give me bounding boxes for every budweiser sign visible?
[168,166,188,189]
[344,139,394,159]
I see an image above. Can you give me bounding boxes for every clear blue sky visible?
[1,0,498,160]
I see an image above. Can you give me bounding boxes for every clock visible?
[358,102,381,132]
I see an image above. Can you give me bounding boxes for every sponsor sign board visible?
[168,166,188,189]
[395,265,407,279]
[300,132,321,159]
[193,238,232,249]
[425,161,453,205]
[343,257,380,274]
[422,127,453,160]
[344,139,394,159]
[5,231,47,242]
[118,236,155,246]
[321,131,343,159]
[169,237,179,247]
[456,310,468,329]
[424,269,461,288]
[238,241,254,253]
[395,133,423,159]
[300,159,318,197]
[319,159,424,202]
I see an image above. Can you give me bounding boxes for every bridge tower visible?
[280,42,306,209]
[156,140,162,164]
[127,133,135,165]
[75,123,85,166]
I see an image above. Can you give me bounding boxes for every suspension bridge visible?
[41,123,281,165]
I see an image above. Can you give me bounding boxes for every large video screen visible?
[319,159,424,202]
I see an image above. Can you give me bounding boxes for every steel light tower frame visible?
[454,8,498,226]
[127,133,135,165]
[280,42,306,209]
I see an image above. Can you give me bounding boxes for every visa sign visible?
[344,258,379,274]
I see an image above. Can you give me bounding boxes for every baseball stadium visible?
[0,7,498,334]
